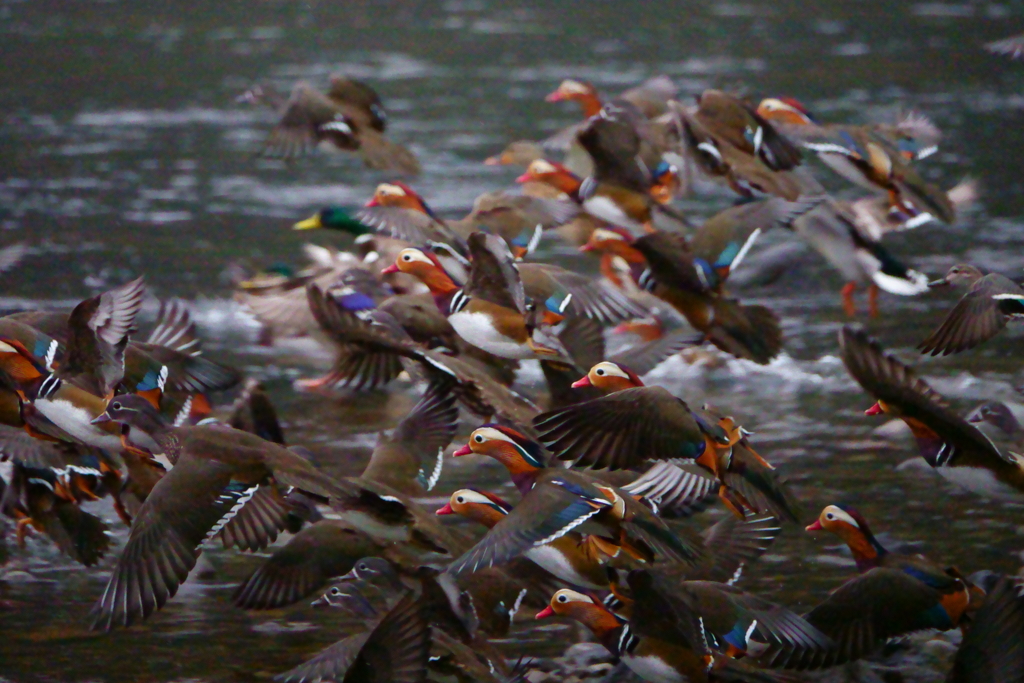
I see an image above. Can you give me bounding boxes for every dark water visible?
[3,0,1024,680]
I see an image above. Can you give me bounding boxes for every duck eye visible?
[596,369,605,376]
[557,595,567,603]
[456,496,464,504]
[402,254,412,262]
[826,513,835,520]
[330,587,340,595]
[111,401,122,411]
[474,435,484,443]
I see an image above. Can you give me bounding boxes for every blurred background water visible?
[3,1,1024,681]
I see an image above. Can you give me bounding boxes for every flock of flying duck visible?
[3,32,1024,683]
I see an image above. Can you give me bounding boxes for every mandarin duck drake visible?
[755,97,955,224]
[802,504,980,667]
[537,574,829,682]
[840,325,1024,501]
[0,457,111,567]
[304,285,541,426]
[917,264,1024,356]
[579,227,784,364]
[240,75,420,174]
[445,424,709,575]
[88,394,357,629]
[550,361,800,522]
[672,91,805,201]
[439,488,783,591]
[356,182,469,256]
[945,574,1024,683]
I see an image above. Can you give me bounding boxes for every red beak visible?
[544,91,564,103]
[514,172,533,184]
[805,520,823,532]
[571,376,592,389]
[364,197,380,208]
[436,503,454,516]
[578,243,595,252]
[381,263,400,275]
[535,606,555,619]
[452,444,473,457]
[864,402,883,416]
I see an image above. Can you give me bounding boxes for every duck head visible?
[338,556,398,583]
[806,504,887,569]
[545,79,603,117]
[755,97,815,125]
[436,488,512,529]
[92,393,168,438]
[453,424,546,476]
[516,159,582,195]
[572,361,644,393]
[293,207,373,235]
[365,183,436,217]
[928,264,984,289]
[536,589,622,635]
[969,401,1020,436]
[579,227,646,264]
[381,248,458,294]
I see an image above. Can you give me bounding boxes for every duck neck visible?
[842,527,888,572]
[577,92,604,118]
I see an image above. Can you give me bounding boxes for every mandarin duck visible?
[443,190,580,258]
[439,488,782,591]
[802,504,980,667]
[239,75,420,174]
[755,97,955,223]
[553,362,799,522]
[0,458,111,566]
[946,574,1024,683]
[840,325,1024,501]
[446,424,708,575]
[918,264,1024,356]
[304,286,541,426]
[356,182,469,256]
[234,379,463,610]
[276,589,430,683]
[537,578,825,682]
[968,401,1024,449]
[88,394,357,629]
[671,92,805,201]
[579,226,784,364]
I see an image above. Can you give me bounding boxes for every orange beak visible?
[452,444,473,457]
[436,502,454,515]
[864,402,883,416]
[381,263,400,275]
[805,520,823,532]
[535,606,555,619]
[571,376,592,389]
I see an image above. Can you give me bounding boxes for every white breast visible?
[34,398,122,451]
[937,464,1024,501]
[582,196,642,232]
[448,311,533,359]
[622,654,687,683]
[524,545,603,589]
